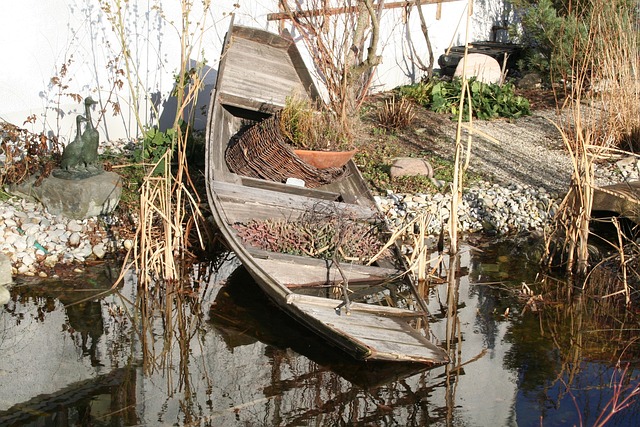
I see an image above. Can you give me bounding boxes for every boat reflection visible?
[209,265,438,389]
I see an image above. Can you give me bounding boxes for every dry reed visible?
[280,0,382,132]
[545,0,640,284]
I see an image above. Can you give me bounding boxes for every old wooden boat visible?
[209,267,439,387]
[205,23,449,365]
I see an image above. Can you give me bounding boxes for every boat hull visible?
[205,23,449,366]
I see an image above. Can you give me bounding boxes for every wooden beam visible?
[267,0,462,21]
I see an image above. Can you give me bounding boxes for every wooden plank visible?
[218,36,309,108]
[592,181,640,223]
[213,180,380,223]
[267,0,463,21]
[287,293,423,317]
[252,254,401,287]
[241,176,341,200]
[218,93,283,113]
[288,295,448,362]
[231,25,291,49]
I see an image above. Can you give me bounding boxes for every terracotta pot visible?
[294,149,357,169]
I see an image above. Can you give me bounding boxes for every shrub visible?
[133,126,176,175]
[509,0,588,79]
[400,78,531,120]
[377,96,416,130]
[279,95,354,151]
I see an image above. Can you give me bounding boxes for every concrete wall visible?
[0,0,517,144]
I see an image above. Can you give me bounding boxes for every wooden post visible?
[267,0,462,21]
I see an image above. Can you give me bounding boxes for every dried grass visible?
[278,94,353,151]
[546,0,640,283]
[377,96,416,131]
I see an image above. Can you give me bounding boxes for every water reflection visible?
[0,242,638,426]
[212,266,435,386]
[0,267,136,425]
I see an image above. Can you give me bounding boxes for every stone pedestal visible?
[10,171,122,220]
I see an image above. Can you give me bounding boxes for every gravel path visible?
[422,108,622,193]
[373,105,638,237]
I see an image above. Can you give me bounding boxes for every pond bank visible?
[0,197,131,278]
[1,106,638,279]
[0,154,637,279]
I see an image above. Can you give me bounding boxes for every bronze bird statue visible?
[80,96,100,168]
[60,114,87,170]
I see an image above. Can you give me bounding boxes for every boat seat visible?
[248,248,404,287]
[212,180,381,223]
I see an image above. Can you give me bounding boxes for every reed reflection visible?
[134,253,231,424]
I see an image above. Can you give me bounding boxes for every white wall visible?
[0,0,515,144]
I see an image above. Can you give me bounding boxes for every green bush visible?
[508,0,588,79]
[400,78,531,120]
[133,127,176,175]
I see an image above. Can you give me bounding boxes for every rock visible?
[13,239,27,252]
[44,255,59,268]
[92,243,106,259]
[19,253,35,267]
[616,156,637,172]
[0,285,9,305]
[517,72,542,89]
[9,171,123,220]
[453,53,502,85]
[389,157,434,179]
[67,221,83,233]
[69,232,81,247]
[0,254,12,286]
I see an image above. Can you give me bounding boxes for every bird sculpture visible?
[60,115,87,170]
[80,96,100,168]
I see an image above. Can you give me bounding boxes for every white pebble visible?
[67,221,83,233]
[92,243,106,259]
[69,232,81,247]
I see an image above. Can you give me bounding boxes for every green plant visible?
[133,127,176,175]
[279,95,354,151]
[509,0,588,79]
[402,78,531,120]
[397,80,434,106]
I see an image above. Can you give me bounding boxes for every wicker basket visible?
[225,112,347,188]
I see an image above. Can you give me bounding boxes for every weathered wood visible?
[240,176,341,200]
[212,180,380,223]
[218,36,309,109]
[287,294,448,363]
[252,253,401,287]
[205,24,448,365]
[287,293,425,317]
[267,0,463,21]
[592,181,640,223]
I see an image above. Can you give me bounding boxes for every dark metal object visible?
[80,97,100,169]
[59,115,87,171]
[54,96,103,180]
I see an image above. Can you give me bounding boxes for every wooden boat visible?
[205,22,449,365]
[209,266,438,388]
